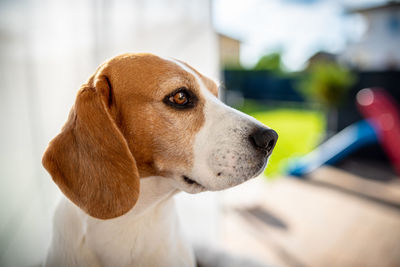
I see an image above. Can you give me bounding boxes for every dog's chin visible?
[168,175,208,194]
[169,158,269,194]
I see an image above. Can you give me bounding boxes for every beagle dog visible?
[42,53,278,267]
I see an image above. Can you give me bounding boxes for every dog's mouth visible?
[182,175,205,189]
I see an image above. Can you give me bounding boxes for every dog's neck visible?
[126,176,180,217]
[69,176,181,234]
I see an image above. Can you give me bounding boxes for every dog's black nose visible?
[249,128,278,155]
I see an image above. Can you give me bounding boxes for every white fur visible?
[46,177,195,267]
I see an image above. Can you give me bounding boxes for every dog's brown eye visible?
[163,88,197,109]
[170,91,188,105]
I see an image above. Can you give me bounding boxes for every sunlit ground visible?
[237,101,326,177]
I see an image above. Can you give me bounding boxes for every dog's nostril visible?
[249,128,278,155]
[266,139,275,153]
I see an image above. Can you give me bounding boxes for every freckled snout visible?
[249,128,278,156]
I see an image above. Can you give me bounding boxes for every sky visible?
[213,0,389,70]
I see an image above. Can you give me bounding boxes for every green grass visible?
[238,102,325,177]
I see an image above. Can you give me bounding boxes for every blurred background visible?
[1,0,400,266]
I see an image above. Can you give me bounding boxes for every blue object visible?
[288,120,378,177]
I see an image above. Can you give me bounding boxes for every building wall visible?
[219,34,241,67]
[344,7,400,70]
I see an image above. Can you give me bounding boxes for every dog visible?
[42,53,278,267]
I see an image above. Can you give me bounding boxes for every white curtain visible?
[0,0,218,265]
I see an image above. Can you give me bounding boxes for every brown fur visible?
[42,53,213,219]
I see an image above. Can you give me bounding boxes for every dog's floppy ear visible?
[42,73,140,219]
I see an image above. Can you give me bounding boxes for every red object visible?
[357,88,400,176]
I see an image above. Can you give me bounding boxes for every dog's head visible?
[43,53,277,219]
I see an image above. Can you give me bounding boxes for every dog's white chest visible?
[86,198,194,267]
[46,178,195,267]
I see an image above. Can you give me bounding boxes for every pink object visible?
[357,88,400,176]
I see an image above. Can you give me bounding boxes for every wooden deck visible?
[217,166,400,267]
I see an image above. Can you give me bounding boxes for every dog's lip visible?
[182,175,206,189]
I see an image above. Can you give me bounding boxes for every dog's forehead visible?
[106,53,218,97]
[170,59,219,97]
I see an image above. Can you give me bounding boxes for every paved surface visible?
[215,166,400,267]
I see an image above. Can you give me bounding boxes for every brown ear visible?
[42,74,140,219]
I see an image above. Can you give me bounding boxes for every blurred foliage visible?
[253,52,284,73]
[223,63,247,71]
[237,100,325,177]
[297,62,356,108]
[236,99,271,114]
